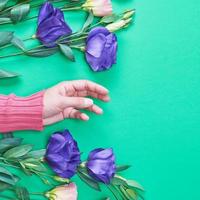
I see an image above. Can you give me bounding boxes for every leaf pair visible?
[112,175,145,200]
[77,167,101,191]
[0,138,23,154]
[0,3,30,24]
[0,31,25,49]
[0,166,19,189]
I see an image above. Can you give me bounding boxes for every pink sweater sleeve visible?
[0,91,44,133]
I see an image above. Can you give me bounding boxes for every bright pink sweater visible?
[0,91,44,133]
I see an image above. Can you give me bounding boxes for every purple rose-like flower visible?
[45,129,81,179]
[86,148,116,184]
[36,2,72,47]
[85,27,118,72]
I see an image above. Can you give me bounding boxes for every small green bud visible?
[53,176,70,183]
[123,9,135,20]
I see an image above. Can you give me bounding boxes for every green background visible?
[1,0,200,199]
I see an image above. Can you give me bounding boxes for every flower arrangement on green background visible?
[0,0,143,199]
[0,130,144,200]
[0,0,135,78]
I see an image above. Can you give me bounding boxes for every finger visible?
[59,96,94,109]
[65,108,89,121]
[76,91,110,102]
[86,104,103,115]
[43,109,89,125]
[64,80,109,95]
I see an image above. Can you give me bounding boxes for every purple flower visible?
[36,2,72,47]
[86,148,116,184]
[45,129,81,179]
[85,27,118,72]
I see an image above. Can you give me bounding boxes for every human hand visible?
[43,80,110,125]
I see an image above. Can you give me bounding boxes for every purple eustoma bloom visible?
[45,129,81,179]
[36,2,72,47]
[86,148,116,184]
[86,27,118,72]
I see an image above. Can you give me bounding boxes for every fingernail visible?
[81,114,89,120]
[98,108,103,114]
[84,99,93,106]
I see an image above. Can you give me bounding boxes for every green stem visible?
[69,35,87,43]
[0,0,30,15]
[0,194,18,200]
[23,6,83,22]
[29,192,44,196]
[0,51,24,59]
[61,6,82,11]
[0,36,34,50]
[107,185,120,200]
[0,162,20,169]
[70,45,84,51]
[0,34,87,59]
[0,1,83,25]
[32,170,55,179]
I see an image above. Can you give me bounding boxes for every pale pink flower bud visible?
[106,19,130,32]
[45,183,77,200]
[82,0,112,17]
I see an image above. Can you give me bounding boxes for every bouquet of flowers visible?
[0,130,144,200]
[0,0,135,78]
[0,1,143,199]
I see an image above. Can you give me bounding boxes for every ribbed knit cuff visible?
[0,91,45,133]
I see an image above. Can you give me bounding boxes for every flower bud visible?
[106,18,132,32]
[82,0,112,17]
[53,176,70,183]
[123,9,135,20]
[45,183,78,200]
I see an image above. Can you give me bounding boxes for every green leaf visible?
[77,171,101,191]
[3,144,33,159]
[2,132,14,138]
[25,149,46,159]
[22,158,45,172]
[59,44,75,62]
[0,31,13,47]
[0,181,11,191]
[27,46,58,57]
[0,69,19,79]
[0,17,12,23]
[0,167,14,178]
[0,0,9,11]
[126,180,144,191]
[0,138,23,153]
[100,14,119,24]
[119,185,132,199]
[81,12,94,31]
[10,4,30,23]
[15,186,30,200]
[126,188,137,200]
[0,172,15,185]
[111,175,128,186]
[0,167,19,185]
[11,36,25,51]
[116,165,131,172]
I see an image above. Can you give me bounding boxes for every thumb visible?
[59,96,94,109]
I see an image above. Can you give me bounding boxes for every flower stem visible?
[0,36,34,50]
[0,194,18,200]
[61,6,82,11]
[29,192,44,196]
[107,185,120,200]
[0,34,87,59]
[69,36,87,43]
[0,162,20,169]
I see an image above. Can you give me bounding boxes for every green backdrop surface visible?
[1,0,200,199]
